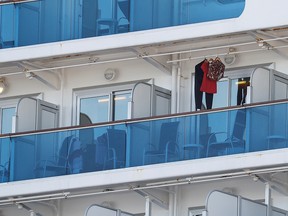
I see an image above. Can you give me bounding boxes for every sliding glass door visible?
[80,95,110,124]
[76,86,132,125]
[1,107,15,134]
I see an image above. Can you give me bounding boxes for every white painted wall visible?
[60,59,171,126]
[1,46,288,126]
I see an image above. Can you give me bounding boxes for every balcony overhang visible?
[0,148,288,204]
[0,25,287,80]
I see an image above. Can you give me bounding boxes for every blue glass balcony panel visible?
[0,0,245,49]
[2,101,287,183]
[0,137,10,183]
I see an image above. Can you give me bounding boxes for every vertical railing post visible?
[145,196,152,216]
[265,183,271,216]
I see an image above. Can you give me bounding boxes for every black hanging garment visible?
[194,60,214,110]
[237,77,250,105]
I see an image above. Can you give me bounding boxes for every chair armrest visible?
[165,141,179,162]
[208,132,228,144]
[145,142,157,151]
[34,155,69,177]
[108,148,116,159]
[207,132,229,157]
[267,135,287,149]
[0,164,9,182]
[267,135,287,141]
[106,148,117,168]
[165,141,179,153]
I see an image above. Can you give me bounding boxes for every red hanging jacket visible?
[200,60,217,94]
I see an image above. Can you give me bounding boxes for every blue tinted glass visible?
[1,107,15,134]
[0,137,10,183]
[180,0,245,25]
[114,92,130,121]
[4,100,288,184]
[80,96,109,124]
[213,80,228,108]
[249,103,288,151]
[0,0,245,48]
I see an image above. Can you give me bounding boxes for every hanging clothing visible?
[195,60,204,110]
[237,77,250,105]
[207,57,225,81]
[194,60,214,110]
[205,93,213,110]
[200,60,217,94]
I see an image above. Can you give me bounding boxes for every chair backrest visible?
[79,112,94,144]
[0,163,8,183]
[159,122,179,152]
[79,113,95,172]
[68,137,83,174]
[118,0,130,20]
[95,132,108,167]
[107,129,126,166]
[57,135,74,166]
[232,109,246,140]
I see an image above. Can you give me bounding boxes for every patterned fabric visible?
[207,57,225,81]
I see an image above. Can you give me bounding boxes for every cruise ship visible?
[1,0,288,215]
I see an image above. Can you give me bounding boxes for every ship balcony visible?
[0,0,245,49]
[1,99,288,188]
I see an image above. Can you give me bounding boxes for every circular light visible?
[224,54,236,66]
[104,69,116,81]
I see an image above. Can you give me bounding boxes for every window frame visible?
[188,206,205,216]
[73,83,135,125]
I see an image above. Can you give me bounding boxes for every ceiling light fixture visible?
[104,68,117,81]
[0,77,7,94]
[224,54,236,65]
[224,47,237,66]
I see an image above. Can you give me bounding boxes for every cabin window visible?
[80,95,110,124]
[0,98,18,134]
[78,90,131,124]
[212,79,229,109]
[0,106,15,134]
[211,76,250,109]
[191,72,251,110]
[74,85,133,125]
[274,76,288,100]
[113,91,131,121]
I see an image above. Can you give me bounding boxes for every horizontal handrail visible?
[1,98,288,139]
